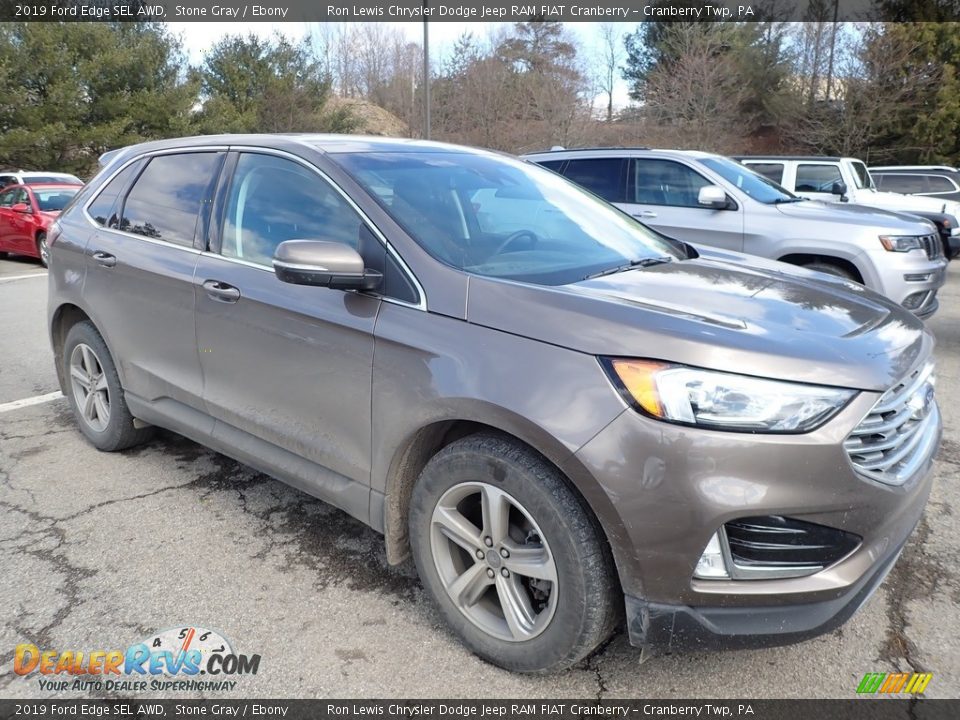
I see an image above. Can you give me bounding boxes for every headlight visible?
[602,359,856,433]
[879,235,924,252]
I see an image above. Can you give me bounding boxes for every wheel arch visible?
[380,413,635,596]
[777,252,865,283]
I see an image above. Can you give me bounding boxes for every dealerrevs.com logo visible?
[13,626,260,693]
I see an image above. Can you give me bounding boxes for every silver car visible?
[525,148,947,318]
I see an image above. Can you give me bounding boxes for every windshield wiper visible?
[772,197,805,204]
[583,256,673,280]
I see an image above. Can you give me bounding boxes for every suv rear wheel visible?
[409,433,619,673]
[63,321,154,451]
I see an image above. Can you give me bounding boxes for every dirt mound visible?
[328,97,408,137]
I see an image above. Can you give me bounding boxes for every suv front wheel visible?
[409,433,619,673]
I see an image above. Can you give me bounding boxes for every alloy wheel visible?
[430,481,559,642]
[69,343,110,432]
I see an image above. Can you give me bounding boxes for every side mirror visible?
[273,240,382,291]
[11,202,31,214]
[830,180,847,196]
[697,185,729,210]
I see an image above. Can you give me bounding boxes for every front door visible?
[194,151,380,487]
[622,158,744,251]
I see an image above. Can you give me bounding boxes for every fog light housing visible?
[902,291,930,310]
[693,532,729,579]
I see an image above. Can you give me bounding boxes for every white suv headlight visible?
[603,359,856,433]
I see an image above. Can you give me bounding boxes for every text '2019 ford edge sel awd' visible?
[48,136,941,673]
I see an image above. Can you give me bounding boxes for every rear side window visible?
[745,163,784,185]
[796,164,843,193]
[562,158,626,202]
[120,153,223,247]
[631,159,712,207]
[221,153,363,266]
[88,163,141,228]
[875,174,926,194]
[0,175,17,188]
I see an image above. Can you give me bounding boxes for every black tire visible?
[0,250,7,259]
[36,232,49,268]
[63,321,154,452]
[409,433,619,673]
[804,262,855,281]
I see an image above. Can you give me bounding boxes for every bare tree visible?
[596,23,623,122]
[642,24,753,152]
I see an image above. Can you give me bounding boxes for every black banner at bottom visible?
[1,700,959,720]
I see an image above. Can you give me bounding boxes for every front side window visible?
[334,151,684,286]
[699,157,796,204]
[34,187,79,212]
[0,188,16,207]
[562,158,626,203]
[795,164,843,193]
[120,153,223,246]
[631,159,712,207]
[221,153,363,267]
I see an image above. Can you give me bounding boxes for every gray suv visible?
[49,135,941,673]
[525,148,947,318]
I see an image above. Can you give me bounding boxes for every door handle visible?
[202,279,241,303]
[632,210,658,219]
[92,251,117,268]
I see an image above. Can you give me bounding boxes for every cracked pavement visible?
[1,257,958,698]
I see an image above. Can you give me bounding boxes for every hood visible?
[466,258,932,392]
[774,199,936,233]
[858,188,960,215]
[39,210,61,219]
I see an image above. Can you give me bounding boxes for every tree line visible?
[1,12,958,179]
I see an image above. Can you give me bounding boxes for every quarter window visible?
[88,162,141,228]
[120,153,223,246]
[221,153,363,267]
[561,158,626,202]
[631,159,712,207]
[795,164,843,193]
[926,175,959,194]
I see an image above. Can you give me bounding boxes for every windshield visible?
[700,157,798,204]
[33,187,79,211]
[850,161,875,190]
[334,152,684,285]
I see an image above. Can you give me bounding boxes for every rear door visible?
[194,150,381,498]
[622,158,744,251]
[0,187,18,252]
[82,151,225,409]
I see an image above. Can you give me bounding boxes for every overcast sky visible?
[169,21,635,109]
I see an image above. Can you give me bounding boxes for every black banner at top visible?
[0,0,958,23]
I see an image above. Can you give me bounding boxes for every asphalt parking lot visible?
[1,255,958,699]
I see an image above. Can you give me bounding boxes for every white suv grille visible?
[844,363,939,486]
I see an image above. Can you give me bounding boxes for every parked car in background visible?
[870,166,960,204]
[0,183,81,267]
[0,170,83,189]
[49,134,941,673]
[736,156,960,260]
[524,147,947,318]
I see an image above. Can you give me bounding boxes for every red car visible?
[0,183,80,267]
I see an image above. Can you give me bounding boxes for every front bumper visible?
[624,529,907,651]
[570,373,940,651]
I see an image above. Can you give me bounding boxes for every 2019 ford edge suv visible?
[48,135,941,673]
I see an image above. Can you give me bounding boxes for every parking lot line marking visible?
[0,391,64,414]
[0,272,47,283]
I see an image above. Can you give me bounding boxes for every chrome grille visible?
[844,363,939,486]
[921,234,942,259]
